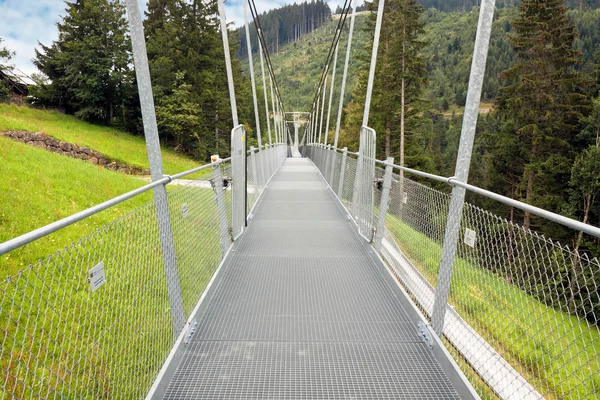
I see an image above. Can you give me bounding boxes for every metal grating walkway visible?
[162,158,462,399]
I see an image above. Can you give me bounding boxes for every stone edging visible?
[1,131,151,175]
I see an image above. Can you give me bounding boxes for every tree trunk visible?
[400,24,406,184]
[215,111,219,153]
[523,168,535,230]
[385,119,391,159]
[570,193,592,313]
[523,144,537,230]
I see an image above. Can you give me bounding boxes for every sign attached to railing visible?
[464,228,476,248]
[88,261,106,292]
[182,203,189,218]
[403,192,408,204]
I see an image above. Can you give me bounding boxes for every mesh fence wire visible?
[308,147,600,400]
[0,146,287,399]
[1,201,174,399]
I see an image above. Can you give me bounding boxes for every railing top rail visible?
[310,145,600,239]
[379,158,600,238]
[0,158,230,256]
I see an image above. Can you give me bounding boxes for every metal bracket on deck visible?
[184,320,198,345]
[418,322,433,348]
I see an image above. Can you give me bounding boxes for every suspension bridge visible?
[1,0,598,399]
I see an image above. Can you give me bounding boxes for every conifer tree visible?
[33,0,132,123]
[145,0,253,159]
[0,37,15,101]
[344,0,431,170]
[495,0,589,229]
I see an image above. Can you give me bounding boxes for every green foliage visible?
[33,0,133,124]
[156,72,204,156]
[145,0,253,160]
[237,0,332,58]
[0,36,15,101]
[494,0,590,229]
[0,104,200,174]
[343,0,434,168]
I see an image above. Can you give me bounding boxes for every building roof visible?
[0,67,34,95]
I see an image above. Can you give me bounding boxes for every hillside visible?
[0,105,203,275]
[241,14,370,112]
[241,7,600,113]
[0,104,200,173]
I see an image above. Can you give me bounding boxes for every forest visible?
[333,1,600,255]
[2,0,600,263]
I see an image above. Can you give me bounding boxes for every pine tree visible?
[0,37,15,101]
[0,37,14,67]
[343,0,431,170]
[495,0,590,229]
[33,0,132,123]
[145,0,253,159]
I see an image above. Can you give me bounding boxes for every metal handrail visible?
[0,158,231,256]
[379,158,600,238]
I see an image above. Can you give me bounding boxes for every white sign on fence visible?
[182,203,189,218]
[403,192,408,204]
[88,261,106,292]
[464,228,476,248]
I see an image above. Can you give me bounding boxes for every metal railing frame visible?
[304,142,600,399]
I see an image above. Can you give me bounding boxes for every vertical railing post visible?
[324,144,332,186]
[319,76,327,144]
[325,40,339,146]
[244,2,266,190]
[250,146,260,195]
[125,0,184,337]
[351,151,362,218]
[334,0,356,151]
[431,0,496,337]
[374,157,394,251]
[338,147,348,197]
[213,162,231,255]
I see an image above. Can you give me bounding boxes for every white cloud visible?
[0,0,344,76]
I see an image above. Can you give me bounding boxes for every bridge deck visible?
[161,158,463,399]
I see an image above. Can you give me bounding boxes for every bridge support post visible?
[337,147,348,198]
[324,145,332,186]
[213,163,231,255]
[250,146,260,196]
[431,0,496,337]
[374,157,394,251]
[125,0,185,338]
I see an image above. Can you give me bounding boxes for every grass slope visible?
[243,14,370,112]
[0,136,154,276]
[0,104,199,174]
[386,216,600,399]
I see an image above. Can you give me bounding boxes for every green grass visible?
[386,215,600,399]
[0,104,200,174]
[0,136,155,276]
[0,129,224,398]
[1,183,224,398]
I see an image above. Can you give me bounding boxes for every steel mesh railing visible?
[0,144,287,399]
[306,145,600,400]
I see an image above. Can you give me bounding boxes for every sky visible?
[0,0,346,76]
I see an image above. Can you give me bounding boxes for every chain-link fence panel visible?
[167,168,231,319]
[0,142,293,399]
[1,201,174,399]
[380,173,599,399]
[448,202,600,399]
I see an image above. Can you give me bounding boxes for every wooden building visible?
[0,68,34,106]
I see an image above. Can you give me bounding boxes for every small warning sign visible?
[464,228,476,248]
[182,203,189,218]
[403,192,408,204]
[89,261,106,292]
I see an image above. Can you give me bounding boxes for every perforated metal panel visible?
[162,158,462,399]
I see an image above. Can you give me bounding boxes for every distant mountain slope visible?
[240,7,600,114]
